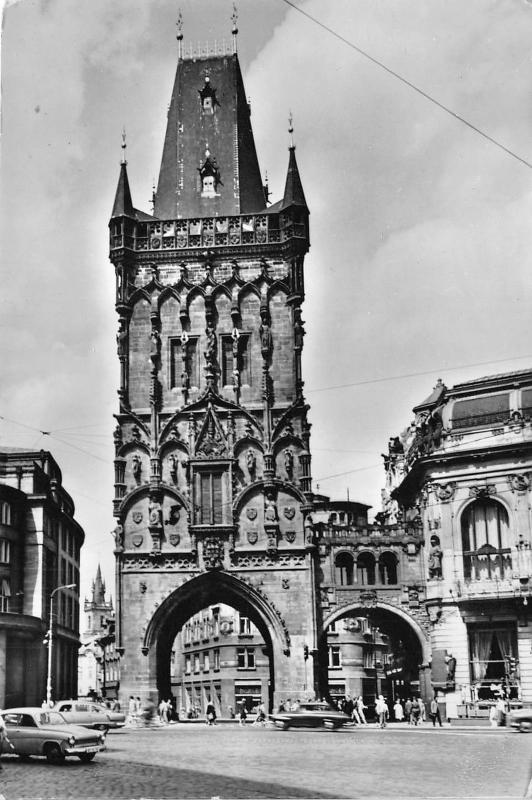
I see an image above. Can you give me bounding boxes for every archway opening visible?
[151,575,276,717]
[317,606,424,720]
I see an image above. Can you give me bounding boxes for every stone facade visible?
[385,370,532,715]
[0,448,83,706]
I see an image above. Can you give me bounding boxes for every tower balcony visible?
[109,211,308,256]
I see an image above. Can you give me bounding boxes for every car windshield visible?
[39,711,68,726]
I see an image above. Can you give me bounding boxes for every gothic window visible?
[197,470,224,525]
[356,552,376,586]
[198,78,219,114]
[461,499,511,580]
[335,553,354,586]
[220,333,251,386]
[170,337,199,389]
[378,552,398,585]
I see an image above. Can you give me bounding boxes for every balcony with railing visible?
[110,212,308,253]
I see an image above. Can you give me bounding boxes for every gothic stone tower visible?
[109,28,316,707]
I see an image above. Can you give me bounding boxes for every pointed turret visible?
[93,563,106,605]
[111,161,135,218]
[280,146,308,212]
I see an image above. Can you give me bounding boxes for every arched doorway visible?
[141,572,290,713]
[318,602,429,717]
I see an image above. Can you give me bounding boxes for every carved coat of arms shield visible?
[247,529,258,545]
[283,507,296,520]
[169,533,180,547]
[132,511,143,524]
[246,508,258,520]
[132,534,143,548]
[284,530,296,543]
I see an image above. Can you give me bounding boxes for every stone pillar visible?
[0,630,6,707]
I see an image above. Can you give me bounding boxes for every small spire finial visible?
[121,127,127,165]
[288,111,294,149]
[231,3,238,54]
[176,9,183,59]
[150,178,156,213]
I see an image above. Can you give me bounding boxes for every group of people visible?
[126,695,179,726]
[374,695,443,727]
[339,695,368,725]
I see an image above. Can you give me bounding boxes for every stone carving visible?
[132,511,143,524]
[131,425,142,442]
[508,473,530,493]
[204,325,216,362]
[264,493,277,522]
[116,318,128,357]
[168,533,180,547]
[426,604,442,624]
[149,328,161,361]
[266,533,278,557]
[284,448,294,479]
[282,578,290,590]
[283,507,296,520]
[428,534,443,579]
[139,581,147,594]
[246,448,256,480]
[148,499,163,528]
[169,455,178,484]
[132,456,142,482]
[285,530,296,543]
[167,505,181,525]
[433,482,456,502]
[259,303,272,357]
[247,529,258,545]
[469,485,496,499]
[203,537,224,570]
[359,590,377,608]
[246,508,258,521]
[408,587,420,608]
[132,534,143,547]
[112,524,124,551]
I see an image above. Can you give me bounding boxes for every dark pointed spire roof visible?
[111,161,134,218]
[93,563,106,605]
[280,146,308,212]
[154,53,266,218]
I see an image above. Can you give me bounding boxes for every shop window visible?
[357,552,376,585]
[378,552,398,585]
[461,499,512,580]
[469,624,518,699]
[335,553,354,586]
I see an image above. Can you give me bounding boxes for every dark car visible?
[507,707,532,732]
[1,708,106,764]
[270,702,350,730]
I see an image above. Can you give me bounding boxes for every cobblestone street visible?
[0,723,529,800]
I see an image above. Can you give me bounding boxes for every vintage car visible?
[52,700,119,731]
[270,702,350,730]
[507,707,532,732]
[1,708,106,764]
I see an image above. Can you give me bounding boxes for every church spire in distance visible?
[280,112,308,212]
[111,128,134,218]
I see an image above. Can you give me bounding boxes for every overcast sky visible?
[1,0,531,605]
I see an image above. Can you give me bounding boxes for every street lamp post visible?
[46,583,76,706]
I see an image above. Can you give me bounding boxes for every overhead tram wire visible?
[280,0,532,171]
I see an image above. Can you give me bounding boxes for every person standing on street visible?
[411,697,421,726]
[393,699,404,722]
[238,701,247,726]
[430,696,442,727]
[205,698,216,726]
[404,697,413,725]
[375,695,388,728]
[418,697,426,724]
[356,696,368,724]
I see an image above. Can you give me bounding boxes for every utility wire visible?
[281,0,532,170]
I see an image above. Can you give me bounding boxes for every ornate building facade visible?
[0,447,83,706]
[383,369,532,715]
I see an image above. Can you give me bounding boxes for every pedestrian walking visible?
[375,695,389,728]
[404,697,413,725]
[205,698,216,726]
[418,697,426,724]
[238,701,247,726]
[158,698,169,724]
[356,696,368,724]
[343,695,354,718]
[0,714,14,770]
[429,696,442,727]
[253,701,266,726]
[393,699,404,722]
[411,697,421,726]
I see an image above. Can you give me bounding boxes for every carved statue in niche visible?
[259,304,272,356]
[246,449,256,481]
[181,369,190,390]
[132,455,142,482]
[284,448,294,479]
[204,325,216,362]
[149,498,163,528]
[116,318,128,357]
[445,653,457,684]
[264,492,277,522]
[168,455,178,484]
[150,328,161,360]
[427,534,443,579]
[294,309,305,349]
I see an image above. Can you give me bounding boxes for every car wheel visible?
[323,719,336,729]
[78,753,96,763]
[519,721,532,733]
[275,720,289,730]
[45,743,66,765]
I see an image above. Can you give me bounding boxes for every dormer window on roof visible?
[199,77,219,114]
[199,149,223,197]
